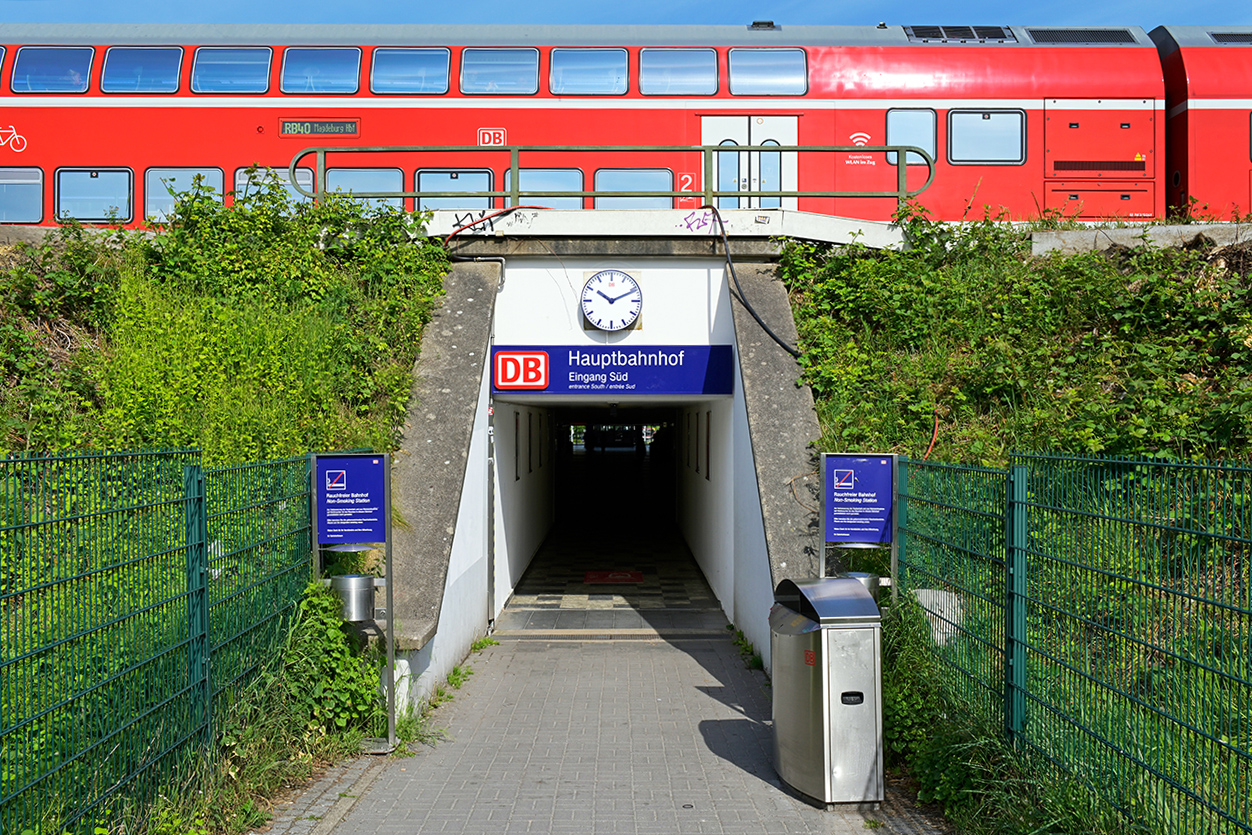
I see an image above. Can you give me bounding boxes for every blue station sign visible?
[491,345,734,396]
[314,454,389,545]
[822,454,895,545]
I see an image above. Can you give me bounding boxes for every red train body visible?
[0,23,1246,227]
[1153,26,1252,220]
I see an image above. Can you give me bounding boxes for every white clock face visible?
[581,270,642,332]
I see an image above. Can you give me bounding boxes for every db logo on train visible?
[494,351,549,389]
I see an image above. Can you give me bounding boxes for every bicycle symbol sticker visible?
[0,126,27,153]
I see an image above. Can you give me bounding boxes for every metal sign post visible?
[311,452,396,753]
[820,454,897,588]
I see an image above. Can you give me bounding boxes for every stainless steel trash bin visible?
[770,576,883,805]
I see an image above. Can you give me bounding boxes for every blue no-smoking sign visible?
[314,454,389,545]
[822,454,895,545]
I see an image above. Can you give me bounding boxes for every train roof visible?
[0,23,1157,48]
[1150,25,1252,56]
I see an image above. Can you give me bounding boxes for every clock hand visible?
[608,290,638,303]
[597,290,614,302]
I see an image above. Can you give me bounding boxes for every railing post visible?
[509,148,520,207]
[897,147,907,205]
[184,465,211,745]
[703,148,714,206]
[1004,464,1028,745]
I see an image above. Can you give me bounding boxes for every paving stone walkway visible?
[253,450,946,834]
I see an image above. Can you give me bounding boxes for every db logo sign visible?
[494,351,549,390]
[478,128,507,146]
[803,650,817,667]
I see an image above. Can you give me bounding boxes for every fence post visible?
[1004,464,1028,744]
[894,457,908,604]
[184,465,212,745]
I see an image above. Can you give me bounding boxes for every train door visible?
[701,116,798,209]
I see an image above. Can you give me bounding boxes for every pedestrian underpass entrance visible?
[387,227,830,706]
[492,414,730,639]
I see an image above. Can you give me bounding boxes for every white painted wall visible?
[493,258,729,349]
[676,400,736,614]
[490,401,555,616]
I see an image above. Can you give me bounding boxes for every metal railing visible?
[898,453,1252,834]
[285,143,936,207]
[0,451,313,834]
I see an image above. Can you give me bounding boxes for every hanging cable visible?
[701,204,801,359]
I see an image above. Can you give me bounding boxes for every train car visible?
[0,23,1165,228]
[1151,26,1252,220]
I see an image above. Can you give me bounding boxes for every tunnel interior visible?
[491,400,735,635]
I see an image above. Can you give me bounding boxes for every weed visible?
[447,665,473,689]
[471,635,499,653]
[728,625,765,671]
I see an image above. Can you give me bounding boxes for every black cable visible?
[701,204,802,359]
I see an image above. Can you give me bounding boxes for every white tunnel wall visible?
[491,402,556,618]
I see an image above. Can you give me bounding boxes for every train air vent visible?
[1027,28,1137,44]
[906,25,1017,43]
[749,20,778,30]
[1054,160,1147,172]
[1210,32,1252,44]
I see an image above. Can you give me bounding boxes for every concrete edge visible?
[307,757,389,835]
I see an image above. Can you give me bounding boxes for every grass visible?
[727,625,765,671]
[881,596,1144,835]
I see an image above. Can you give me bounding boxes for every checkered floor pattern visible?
[507,523,720,612]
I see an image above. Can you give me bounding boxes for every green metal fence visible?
[898,453,1252,834]
[0,451,312,834]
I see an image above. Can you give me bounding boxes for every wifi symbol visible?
[849,132,872,146]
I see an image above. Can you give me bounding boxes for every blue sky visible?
[0,0,1249,28]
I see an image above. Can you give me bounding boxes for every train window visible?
[503,168,584,209]
[56,169,132,223]
[728,49,806,95]
[371,48,450,94]
[145,167,224,220]
[948,110,1025,164]
[145,168,224,221]
[326,168,404,208]
[0,168,42,223]
[886,109,936,165]
[192,47,272,94]
[594,169,673,209]
[416,169,492,210]
[102,47,182,93]
[549,49,628,95]
[234,167,314,204]
[639,49,717,95]
[12,47,93,93]
[281,48,361,94]
[460,48,539,95]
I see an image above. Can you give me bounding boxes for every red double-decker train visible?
[0,22,1249,227]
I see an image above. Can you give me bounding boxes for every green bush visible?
[782,206,1252,464]
[0,175,447,462]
